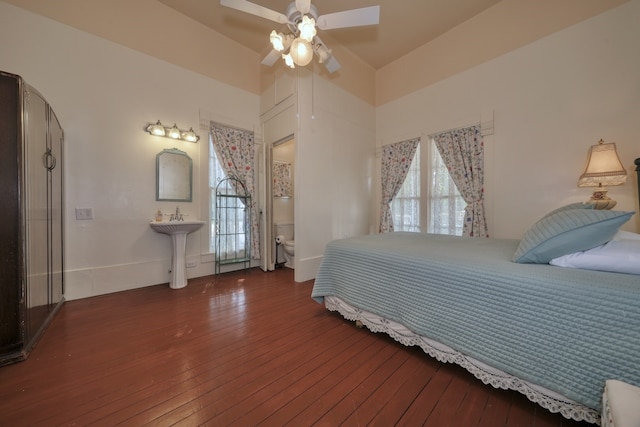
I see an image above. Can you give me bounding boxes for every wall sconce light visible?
[145,120,200,143]
[578,139,627,209]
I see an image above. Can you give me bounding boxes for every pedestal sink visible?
[150,220,205,289]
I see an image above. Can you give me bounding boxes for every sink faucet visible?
[170,205,183,221]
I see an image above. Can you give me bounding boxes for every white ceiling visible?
[158,0,502,70]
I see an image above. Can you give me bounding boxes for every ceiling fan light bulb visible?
[270,30,285,52]
[290,38,313,66]
[298,16,316,42]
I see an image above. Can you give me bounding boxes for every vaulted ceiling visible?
[2,0,628,104]
[158,0,502,70]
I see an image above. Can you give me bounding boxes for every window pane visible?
[209,137,226,252]
[428,140,466,235]
[390,144,420,232]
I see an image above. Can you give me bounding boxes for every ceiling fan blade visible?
[316,5,380,30]
[261,49,280,66]
[220,0,288,24]
[313,36,341,73]
[295,0,311,15]
[323,55,341,73]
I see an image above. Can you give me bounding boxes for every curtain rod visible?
[427,122,481,138]
[209,120,253,134]
[427,120,494,138]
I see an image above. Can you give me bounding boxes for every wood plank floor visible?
[0,268,593,426]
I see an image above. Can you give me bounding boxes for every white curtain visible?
[210,122,260,259]
[432,125,488,237]
[379,137,420,233]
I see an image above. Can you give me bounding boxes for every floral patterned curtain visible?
[210,122,260,259]
[379,137,420,233]
[433,125,488,237]
[273,161,292,198]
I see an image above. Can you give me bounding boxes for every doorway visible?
[265,136,295,271]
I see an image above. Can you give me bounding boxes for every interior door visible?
[263,143,274,271]
[23,85,49,339]
[48,108,63,305]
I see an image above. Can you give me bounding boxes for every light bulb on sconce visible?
[182,127,199,142]
[168,124,181,139]
[146,120,166,137]
[145,120,200,143]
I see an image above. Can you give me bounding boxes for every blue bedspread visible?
[311,232,640,412]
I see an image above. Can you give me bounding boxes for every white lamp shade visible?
[578,141,627,187]
[290,38,313,66]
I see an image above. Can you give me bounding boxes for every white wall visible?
[3,1,637,300]
[260,67,376,282]
[295,68,376,282]
[376,0,640,238]
[0,2,259,299]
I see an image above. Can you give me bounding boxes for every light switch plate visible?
[75,208,93,220]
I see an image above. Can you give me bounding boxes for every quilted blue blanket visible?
[311,232,640,417]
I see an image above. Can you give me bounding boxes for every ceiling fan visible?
[220,0,380,73]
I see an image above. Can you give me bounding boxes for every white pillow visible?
[613,230,640,241]
[550,231,640,275]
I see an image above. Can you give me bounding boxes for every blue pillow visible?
[543,202,594,217]
[512,209,634,264]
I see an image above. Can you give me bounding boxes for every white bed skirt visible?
[324,295,601,425]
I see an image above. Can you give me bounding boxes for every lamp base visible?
[587,190,617,210]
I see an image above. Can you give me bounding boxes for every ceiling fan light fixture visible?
[220,0,379,74]
[282,53,295,68]
[314,42,331,63]
[290,37,313,66]
[298,16,317,42]
[270,30,285,52]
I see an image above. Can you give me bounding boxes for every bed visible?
[311,159,640,425]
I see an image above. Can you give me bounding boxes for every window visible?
[427,139,466,235]
[209,137,249,257]
[389,139,466,235]
[209,138,226,252]
[390,144,420,232]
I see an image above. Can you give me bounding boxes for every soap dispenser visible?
[155,209,163,222]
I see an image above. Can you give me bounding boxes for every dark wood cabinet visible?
[0,71,64,366]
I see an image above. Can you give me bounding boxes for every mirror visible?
[156,148,192,202]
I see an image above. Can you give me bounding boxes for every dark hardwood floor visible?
[0,268,592,426]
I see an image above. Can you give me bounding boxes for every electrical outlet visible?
[186,260,197,268]
[75,208,93,220]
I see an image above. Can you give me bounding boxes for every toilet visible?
[275,222,295,269]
